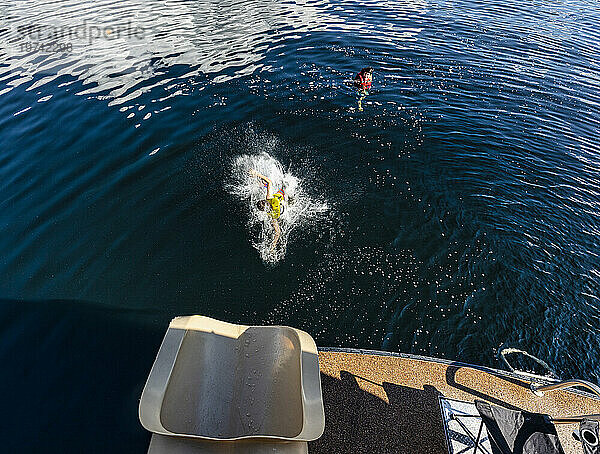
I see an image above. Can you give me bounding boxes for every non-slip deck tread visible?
[310,351,600,454]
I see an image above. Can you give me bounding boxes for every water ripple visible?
[1,0,600,384]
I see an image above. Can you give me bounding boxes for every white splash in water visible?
[229,152,328,264]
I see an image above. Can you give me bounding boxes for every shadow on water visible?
[0,298,169,454]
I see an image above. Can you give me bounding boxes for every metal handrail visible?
[531,379,600,398]
[552,414,600,424]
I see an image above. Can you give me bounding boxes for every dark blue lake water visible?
[1,0,599,451]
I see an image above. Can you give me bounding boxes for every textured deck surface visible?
[310,350,600,454]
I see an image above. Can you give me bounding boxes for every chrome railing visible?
[531,379,600,398]
[552,413,600,424]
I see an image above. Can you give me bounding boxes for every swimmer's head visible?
[256,200,268,211]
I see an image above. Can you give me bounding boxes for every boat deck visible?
[311,349,600,454]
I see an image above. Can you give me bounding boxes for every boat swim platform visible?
[312,348,600,454]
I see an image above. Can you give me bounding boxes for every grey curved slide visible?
[139,316,325,453]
